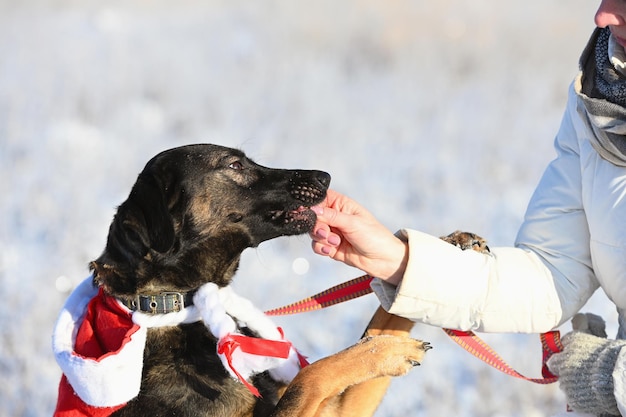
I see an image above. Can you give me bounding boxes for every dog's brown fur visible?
[272,307,418,417]
[441,230,490,254]
[81,144,431,417]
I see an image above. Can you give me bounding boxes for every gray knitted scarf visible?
[577,27,626,166]
[595,28,626,106]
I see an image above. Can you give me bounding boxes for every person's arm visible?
[312,84,599,333]
[311,191,564,332]
[383,85,599,332]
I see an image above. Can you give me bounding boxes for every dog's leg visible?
[322,306,416,417]
[271,308,420,417]
[271,330,427,417]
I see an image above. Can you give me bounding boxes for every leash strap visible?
[265,274,562,384]
[264,274,376,316]
[443,328,562,384]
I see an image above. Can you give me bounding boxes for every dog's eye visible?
[228,161,244,170]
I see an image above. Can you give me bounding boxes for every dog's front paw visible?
[441,230,490,254]
[356,335,432,377]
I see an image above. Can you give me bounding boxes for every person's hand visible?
[547,313,625,416]
[310,189,408,285]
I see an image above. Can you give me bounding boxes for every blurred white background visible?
[0,1,610,415]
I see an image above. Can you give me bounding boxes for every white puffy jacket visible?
[372,76,626,416]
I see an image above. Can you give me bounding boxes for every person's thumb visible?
[311,205,352,230]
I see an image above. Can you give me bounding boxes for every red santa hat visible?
[52,277,306,416]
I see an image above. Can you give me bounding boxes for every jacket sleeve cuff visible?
[370,278,399,311]
[369,229,414,313]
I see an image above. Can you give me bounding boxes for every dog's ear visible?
[114,172,176,254]
[135,173,176,252]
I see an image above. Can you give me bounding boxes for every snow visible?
[0,1,613,416]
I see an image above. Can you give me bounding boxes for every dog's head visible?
[91,144,330,297]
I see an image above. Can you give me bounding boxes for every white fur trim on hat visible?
[52,277,146,407]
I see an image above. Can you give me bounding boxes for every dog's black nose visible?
[314,171,331,189]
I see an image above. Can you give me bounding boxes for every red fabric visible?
[217,330,293,397]
[54,289,140,417]
[216,327,308,398]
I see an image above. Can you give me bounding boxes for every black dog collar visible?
[123,292,195,314]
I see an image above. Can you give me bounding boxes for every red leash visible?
[265,274,562,384]
[264,275,375,316]
[442,328,561,383]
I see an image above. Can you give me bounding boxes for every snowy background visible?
[0,0,614,416]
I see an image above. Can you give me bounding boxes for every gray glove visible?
[547,325,626,416]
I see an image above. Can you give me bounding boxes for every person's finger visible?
[311,224,341,248]
[311,204,355,231]
[311,239,336,257]
[310,222,329,241]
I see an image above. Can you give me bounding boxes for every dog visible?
[53,144,431,417]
